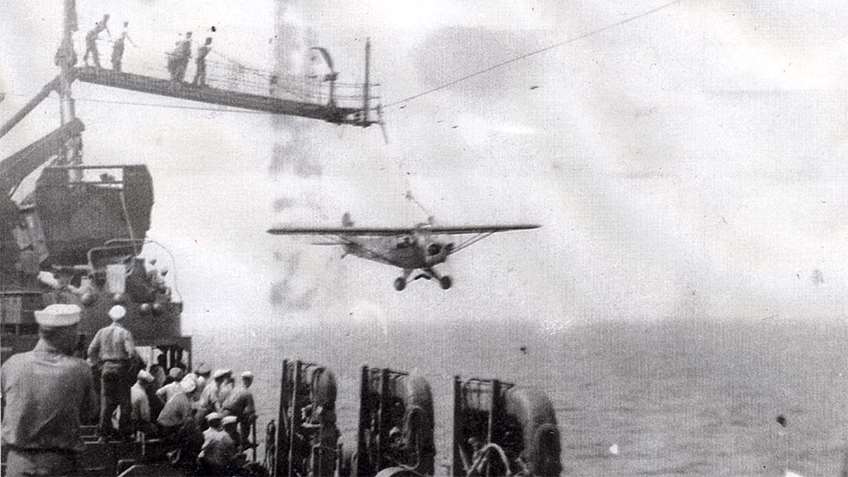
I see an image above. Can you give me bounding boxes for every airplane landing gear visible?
[439,275,452,290]
[394,269,412,291]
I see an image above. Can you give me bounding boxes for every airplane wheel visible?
[394,277,406,291]
[439,276,452,290]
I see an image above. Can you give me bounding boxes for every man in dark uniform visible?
[83,14,111,68]
[87,304,139,440]
[1,304,98,477]
[192,37,213,87]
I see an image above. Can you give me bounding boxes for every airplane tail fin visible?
[342,212,354,227]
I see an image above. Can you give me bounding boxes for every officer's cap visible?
[222,416,238,426]
[34,304,81,327]
[108,305,126,321]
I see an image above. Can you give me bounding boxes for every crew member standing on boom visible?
[192,37,213,87]
[83,14,111,68]
[1,304,98,477]
[87,304,140,440]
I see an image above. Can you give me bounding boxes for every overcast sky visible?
[2,1,847,330]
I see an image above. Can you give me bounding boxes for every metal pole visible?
[377,368,389,470]
[0,77,60,139]
[274,359,288,477]
[287,361,302,477]
[59,0,80,166]
[252,419,258,463]
[452,376,463,477]
[357,365,370,477]
[362,38,371,126]
[488,380,500,444]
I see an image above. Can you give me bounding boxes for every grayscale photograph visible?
[1,1,846,476]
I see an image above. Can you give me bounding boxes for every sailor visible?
[1,304,98,477]
[222,370,256,447]
[157,375,198,434]
[83,14,111,68]
[87,304,139,440]
[131,370,156,434]
[198,413,238,476]
[157,375,203,469]
[194,363,212,395]
[110,22,136,72]
[165,365,184,385]
[222,415,243,450]
[200,368,232,416]
[173,32,193,82]
[222,415,248,470]
[157,367,187,404]
[39,268,83,305]
[192,37,213,87]
[149,363,166,388]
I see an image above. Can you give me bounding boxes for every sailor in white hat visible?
[1,304,98,476]
[200,368,233,415]
[157,374,200,436]
[198,413,239,475]
[131,369,156,432]
[222,370,257,446]
[87,304,140,440]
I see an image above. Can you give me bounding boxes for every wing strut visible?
[449,232,496,255]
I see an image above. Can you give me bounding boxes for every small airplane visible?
[267,213,540,290]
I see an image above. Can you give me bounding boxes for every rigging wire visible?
[383,0,684,108]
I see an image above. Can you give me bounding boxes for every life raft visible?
[354,367,435,477]
[501,387,562,477]
[455,379,561,477]
[395,374,435,476]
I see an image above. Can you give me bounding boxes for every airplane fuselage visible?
[343,235,450,270]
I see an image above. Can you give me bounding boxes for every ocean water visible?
[192,318,848,476]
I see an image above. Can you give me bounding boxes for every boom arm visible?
[0,118,84,196]
[0,76,60,139]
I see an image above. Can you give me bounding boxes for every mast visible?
[363,38,371,126]
[58,0,81,166]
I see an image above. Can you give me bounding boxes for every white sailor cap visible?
[222,415,238,425]
[213,368,232,379]
[241,371,254,379]
[206,412,223,422]
[137,370,154,382]
[180,376,197,393]
[108,305,127,321]
[34,304,81,327]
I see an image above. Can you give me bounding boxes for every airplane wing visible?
[423,224,540,235]
[267,224,540,236]
[437,224,541,255]
[268,226,415,236]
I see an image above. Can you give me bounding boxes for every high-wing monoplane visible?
[267,213,540,290]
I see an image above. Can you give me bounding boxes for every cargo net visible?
[79,37,379,110]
